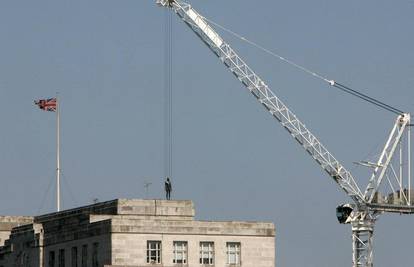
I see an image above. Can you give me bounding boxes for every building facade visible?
[0,199,275,267]
[0,216,33,247]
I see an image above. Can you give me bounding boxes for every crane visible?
[156,1,414,266]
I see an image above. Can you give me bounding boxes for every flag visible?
[34,98,57,112]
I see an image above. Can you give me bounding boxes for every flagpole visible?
[56,95,60,212]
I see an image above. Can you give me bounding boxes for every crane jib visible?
[166,0,365,203]
[158,1,414,266]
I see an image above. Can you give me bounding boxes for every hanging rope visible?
[202,16,404,115]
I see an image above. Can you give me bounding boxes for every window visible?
[199,242,214,265]
[58,249,65,267]
[71,247,78,267]
[49,251,55,267]
[227,242,241,265]
[92,242,99,267]
[147,241,161,264]
[173,241,187,264]
[81,245,88,267]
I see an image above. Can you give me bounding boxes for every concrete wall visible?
[111,233,274,267]
[110,218,275,267]
[0,232,10,248]
[116,199,195,219]
[43,234,111,267]
[39,212,113,267]
[0,199,275,267]
[0,216,33,246]
[0,223,42,267]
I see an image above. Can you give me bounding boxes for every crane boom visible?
[157,0,365,204]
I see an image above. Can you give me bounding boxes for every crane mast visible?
[157,1,413,266]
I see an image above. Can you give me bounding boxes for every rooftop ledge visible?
[34,199,195,222]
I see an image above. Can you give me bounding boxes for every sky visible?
[1,0,414,266]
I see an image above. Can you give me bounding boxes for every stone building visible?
[0,217,33,247]
[0,199,275,267]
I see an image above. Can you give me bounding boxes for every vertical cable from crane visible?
[163,9,167,181]
[164,8,173,184]
[169,7,173,181]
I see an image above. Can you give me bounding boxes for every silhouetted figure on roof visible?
[165,177,172,200]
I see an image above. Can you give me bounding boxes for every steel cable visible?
[202,16,404,115]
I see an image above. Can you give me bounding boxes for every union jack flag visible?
[34,98,57,112]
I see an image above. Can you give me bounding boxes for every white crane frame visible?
[156,1,413,266]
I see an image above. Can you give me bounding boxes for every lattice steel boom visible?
[157,0,364,203]
[157,1,413,267]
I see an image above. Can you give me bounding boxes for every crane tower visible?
[156,1,414,266]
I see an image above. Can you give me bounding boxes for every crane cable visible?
[332,82,403,115]
[164,9,173,181]
[202,16,404,116]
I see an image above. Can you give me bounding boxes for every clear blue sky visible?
[1,0,414,266]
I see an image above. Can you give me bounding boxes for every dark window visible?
[81,245,88,267]
[147,241,161,264]
[92,242,99,267]
[71,247,78,267]
[49,251,55,267]
[58,249,65,267]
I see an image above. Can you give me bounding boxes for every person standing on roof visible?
[165,177,172,200]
